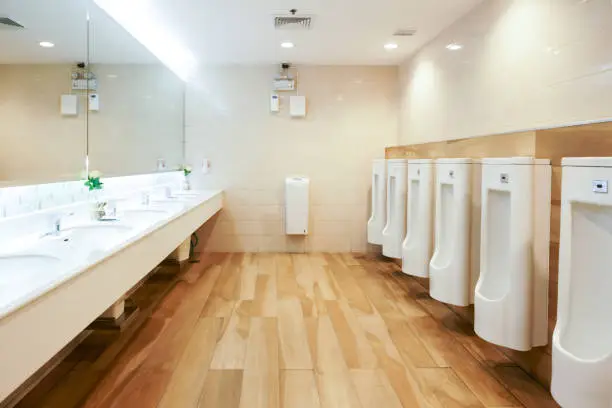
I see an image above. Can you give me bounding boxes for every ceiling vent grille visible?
[274,15,312,30]
[0,16,24,29]
[393,29,417,37]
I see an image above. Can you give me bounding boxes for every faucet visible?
[42,211,74,237]
[141,191,151,206]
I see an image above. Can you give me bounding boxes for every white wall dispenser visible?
[551,157,612,408]
[402,159,434,277]
[382,159,408,258]
[285,177,310,235]
[367,159,387,245]
[429,158,474,306]
[475,157,551,351]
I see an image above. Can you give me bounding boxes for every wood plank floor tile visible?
[20,253,559,408]
[358,315,426,408]
[316,371,363,408]
[323,254,375,316]
[278,299,313,370]
[350,369,403,408]
[209,314,251,369]
[494,367,560,408]
[200,295,236,317]
[416,368,484,408]
[157,318,223,408]
[250,274,277,317]
[280,371,321,408]
[82,262,224,408]
[276,254,301,300]
[410,317,520,407]
[196,370,243,408]
[326,301,377,369]
[240,318,279,408]
[386,318,439,368]
[239,265,258,300]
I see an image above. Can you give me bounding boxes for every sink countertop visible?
[0,189,223,320]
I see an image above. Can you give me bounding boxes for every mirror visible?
[0,0,89,185]
[87,2,185,178]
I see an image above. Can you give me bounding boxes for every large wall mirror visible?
[0,0,89,185]
[87,2,185,178]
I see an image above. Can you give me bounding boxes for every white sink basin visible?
[56,224,134,258]
[172,192,199,198]
[122,208,171,227]
[150,200,189,212]
[0,254,65,305]
[0,254,62,275]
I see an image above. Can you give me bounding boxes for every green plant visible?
[84,170,104,191]
[181,165,192,177]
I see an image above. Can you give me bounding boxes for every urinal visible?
[382,159,408,259]
[429,159,473,306]
[475,157,551,351]
[402,159,434,277]
[367,159,387,245]
[552,157,612,408]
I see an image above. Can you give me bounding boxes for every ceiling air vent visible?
[0,16,24,29]
[393,29,417,37]
[274,15,312,30]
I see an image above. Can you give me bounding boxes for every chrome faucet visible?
[42,211,74,237]
[141,191,151,206]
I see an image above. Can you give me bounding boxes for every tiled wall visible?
[399,0,612,144]
[185,65,399,252]
[0,172,183,250]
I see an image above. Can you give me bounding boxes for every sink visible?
[0,254,62,275]
[121,208,171,227]
[58,224,134,256]
[172,192,199,198]
[0,254,65,306]
[150,200,188,213]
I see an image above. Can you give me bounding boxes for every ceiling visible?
[0,0,157,64]
[0,0,482,66]
[142,0,483,65]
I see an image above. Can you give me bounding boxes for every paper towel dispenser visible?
[285,177,309,235]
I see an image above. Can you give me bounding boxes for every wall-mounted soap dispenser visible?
[552,157,612,408]
[475,157,551,351]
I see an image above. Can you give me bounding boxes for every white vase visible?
[89,189,107,220]
[182,175,191,191]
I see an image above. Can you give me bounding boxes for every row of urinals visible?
[367,157,612,408]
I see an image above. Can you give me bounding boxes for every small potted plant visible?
[181,165,192,191]
[84,170,106,220]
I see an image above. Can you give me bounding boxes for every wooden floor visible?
[21,253,560,408]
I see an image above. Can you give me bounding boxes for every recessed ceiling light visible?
[446,43,463,51]
[281,42,295,48]
[384,43,398,50]
[39,41,55,48]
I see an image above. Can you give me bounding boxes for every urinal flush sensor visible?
[592,180,608,193]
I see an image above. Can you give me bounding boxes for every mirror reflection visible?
[87,3,185,178]
[0,0,88,184]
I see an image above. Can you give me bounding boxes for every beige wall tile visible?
[188,65,398,252]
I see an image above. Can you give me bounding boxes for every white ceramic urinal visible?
[402,159,434,277]
[382,159,408,259]
[367,159,387,245]
[552,157,612,408]
[429,159,472,306]
[475,157,550,351]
